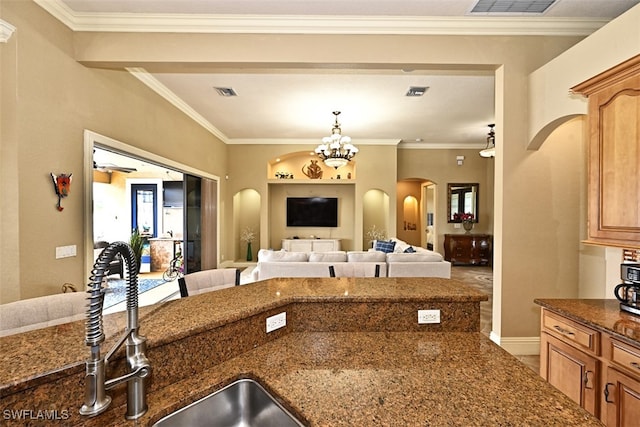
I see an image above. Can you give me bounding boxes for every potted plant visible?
[241,227,255,261]
[130,228,144,272]
[454,212,475,233]
[366,225,387,247]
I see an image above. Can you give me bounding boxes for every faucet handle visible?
[79,359,112,417]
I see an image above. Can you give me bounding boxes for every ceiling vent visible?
[406,86,429,97]
[214,87,238,97]
[470,0,556,14]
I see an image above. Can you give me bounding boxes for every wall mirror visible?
[447,183,479,223]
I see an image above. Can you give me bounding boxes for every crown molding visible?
[126,67,229,143]
[34,0,606,36]
[0,19,16,43]
[228,138,401,146]
[399,142,487,150]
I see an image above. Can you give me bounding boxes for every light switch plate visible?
[55,245,77,259]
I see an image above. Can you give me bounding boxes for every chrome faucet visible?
[80,241,151,420]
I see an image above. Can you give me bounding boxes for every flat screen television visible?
[286,197,338,227]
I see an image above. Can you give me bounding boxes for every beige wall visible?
[2,0,597,347]
[0,1,227,302]
[529,4,640,148]
[398,148,493,250]
[226,143,398,256]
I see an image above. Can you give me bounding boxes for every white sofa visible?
[0,292,87,337]
[252,238,450,281]
[252,250,387,281]
[380,238,451,278]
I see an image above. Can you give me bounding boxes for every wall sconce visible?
[456,156,465,166]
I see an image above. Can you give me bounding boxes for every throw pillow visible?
[375,240,396,253]
[403,246,416,253]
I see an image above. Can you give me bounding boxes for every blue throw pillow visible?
[375,240,396,253]
[404,246,416,253]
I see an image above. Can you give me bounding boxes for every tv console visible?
[282,239,341,252]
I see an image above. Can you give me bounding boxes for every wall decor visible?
[301,160,323,179]
[51,172,72,211]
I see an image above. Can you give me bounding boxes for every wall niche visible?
[268,151,356,181]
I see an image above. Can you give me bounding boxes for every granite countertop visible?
[139,331,600,427]
[0,279,602,426]
[534,298,640,346]
[0,277,487,393]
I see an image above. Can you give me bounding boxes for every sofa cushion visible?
[390,238,413,253]
[374,240,396,253]
[309,251,347,262]
[386,251,444,263]
[258,249,308,262]
[347,251,387,262]
[403,246,416,253]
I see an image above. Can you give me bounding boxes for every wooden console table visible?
[282,238,340,252]
[444,234,492,266]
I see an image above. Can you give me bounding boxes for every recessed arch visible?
[233,188,261,262]
[528,114,585,150]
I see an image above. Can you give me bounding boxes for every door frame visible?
[83,130,221,280]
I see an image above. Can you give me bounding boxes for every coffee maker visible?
[615,264,640,316]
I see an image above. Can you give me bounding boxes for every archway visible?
[233,189,261,262]
[363,189,390,249]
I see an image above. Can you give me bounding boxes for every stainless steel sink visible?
[153,378,305,427]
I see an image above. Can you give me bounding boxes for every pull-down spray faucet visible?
[79,241,151,420]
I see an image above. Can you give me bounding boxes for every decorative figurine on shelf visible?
[50,172,72,211]
[302,160,323,179]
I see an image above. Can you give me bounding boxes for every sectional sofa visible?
[251,238,451,281]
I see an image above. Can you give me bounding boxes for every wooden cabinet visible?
[443,234,492,265]
[571,55,640,249]
[540,309,600,415]
[540,308,640,425]
[605,366,640,426]
[542,333,599,414]
[281,238,340,252]
[603,337,640,426]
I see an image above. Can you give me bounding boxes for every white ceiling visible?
[40,0,639,150]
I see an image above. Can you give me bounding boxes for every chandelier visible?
[479,124,495,158]
[315,111,358,169]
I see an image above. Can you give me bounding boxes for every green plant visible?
[129,228,144,271]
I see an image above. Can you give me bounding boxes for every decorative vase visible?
[246,241,253,261]
[462,221,474,234]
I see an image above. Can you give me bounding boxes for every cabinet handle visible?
[553,325,575,336]
[604,383,615,403]
[583,371,594,389]
[631,362,640,371]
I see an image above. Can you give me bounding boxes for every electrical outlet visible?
[418,309,441,324]
[266,312,286,333]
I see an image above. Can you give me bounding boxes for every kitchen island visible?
[1,278,600,426]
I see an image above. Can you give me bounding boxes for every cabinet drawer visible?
[611,339,640,379]
[542,310,600,355]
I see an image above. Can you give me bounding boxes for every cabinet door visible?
[573,56,640,248]
[541,332,599,416]
[312,240,337,252]
[605,367,640,427]
[287,240,312,252]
